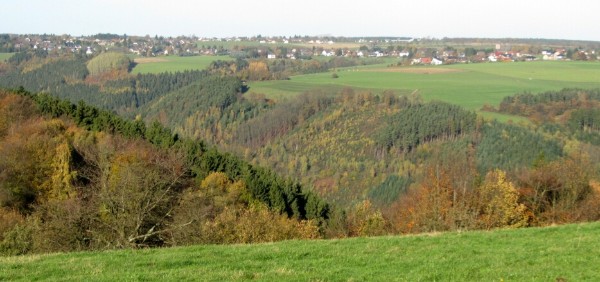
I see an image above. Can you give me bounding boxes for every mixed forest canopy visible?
[0,89,330,255]
[1,45,600,255]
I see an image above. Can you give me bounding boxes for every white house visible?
[399,50,410,57]
[321,50,334,57]
[267,54,277,59]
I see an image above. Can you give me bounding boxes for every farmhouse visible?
[321,50,334,57]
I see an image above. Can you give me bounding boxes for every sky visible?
[1,0,599,41]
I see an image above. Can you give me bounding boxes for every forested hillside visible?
[0,89,330,255]
[0,51,211,116]
[2,50,600,249]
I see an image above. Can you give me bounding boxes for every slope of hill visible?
[1,222,598,281]
[2,51,600,237]
[0,89,330,255]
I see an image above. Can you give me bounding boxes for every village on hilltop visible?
[1,34,598,65]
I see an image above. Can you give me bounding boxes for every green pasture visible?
[0,53,14,62]
[250,61,600,112]
[2,222,598,281]
[131,55,231,74]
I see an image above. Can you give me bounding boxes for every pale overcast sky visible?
[1,0,599,41]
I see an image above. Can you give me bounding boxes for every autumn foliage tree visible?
[245,60,270,81]
[475,170,530,229]
[392,167,455,233]
[390,166,531,233]
[88,139,188,248]
[346,200,388,237]
[517,157,594,224]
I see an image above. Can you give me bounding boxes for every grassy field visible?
[1,222,598,281]
[249,61,600,113]
[131,55,231,74]
[0,53,14,62]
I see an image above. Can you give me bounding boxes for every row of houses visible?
[411,57,444,65]
[1,34,205,57]
[3,34,598,63]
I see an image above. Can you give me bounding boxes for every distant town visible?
[1,34,599,66]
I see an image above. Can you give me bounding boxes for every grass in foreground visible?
[1,222,599,281]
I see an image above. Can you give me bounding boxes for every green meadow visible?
[127,57,599,122]
[249,61,600,112]
[0,53,14,62]
[131,55,231,74]
[1,222,598,281]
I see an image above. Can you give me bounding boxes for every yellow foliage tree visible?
[202,204,320,244]
[347,200,388,237]
[46,141,77,200]
[477,170,530,229]
[247,61,270,81]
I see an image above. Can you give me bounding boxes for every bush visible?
[0,222,33,256]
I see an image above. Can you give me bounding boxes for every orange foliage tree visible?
[392,166,455,233]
